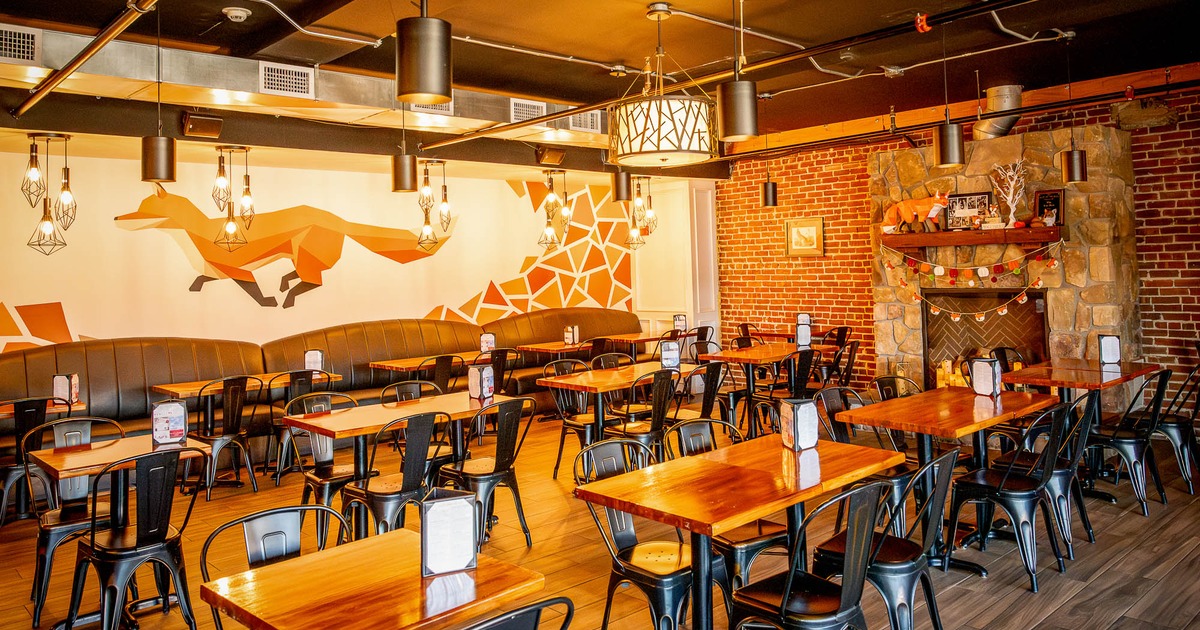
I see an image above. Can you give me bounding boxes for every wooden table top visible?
[151,372,342,398]
[606,331,696,344]
[514,341,592,354]
[535,362,689,394]
[1024,359,1161,376]
[284,392,514,440]
[574,436,903,537]
[753,328,832,342]
[27,435,211,480]
[698,342,836,366]
[1003,362,1159,390]
[200,528,545,630]
[838,387,1058,440]
[0,399,87,419]
[369,352,485,373]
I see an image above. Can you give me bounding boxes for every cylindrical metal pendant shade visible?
[762,180,778,207]
[141,135,176,182]
[1061,149,1087,184]
[393,154,418,191]
[933,122,965,167]
[613,171,632,202]
[717,80,758,142]
[396,17,452,105]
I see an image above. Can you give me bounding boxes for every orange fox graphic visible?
[115,185,450,308]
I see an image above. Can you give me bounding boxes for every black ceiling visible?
[3,0,1197,134]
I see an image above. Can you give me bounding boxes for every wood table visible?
[201,528,544,630]
[284,392,514,538]
[0,399,87,419]
[152,371,342,434]
[752,328,832,343]
[698,342,834,437]
[605,330,695,357]
[575,436,904,630]
[839,386,1057,574]
[369,351,487,374]
[27,435,211,630]
[536,362,682,437]
[513,340,591,356]
[1004,359,1161,401]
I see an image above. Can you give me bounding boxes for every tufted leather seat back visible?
[482,307,641,348]
[260,319,484,392]
[0,337,264,422]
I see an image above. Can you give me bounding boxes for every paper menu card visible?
[468,365,494,399]
[659,340,681,370]
[421,488,479,577]
[151,399,188,445]
[1098,335,1121,364]
[969,358,1002,397]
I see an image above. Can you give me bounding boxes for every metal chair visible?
[286,391,368,547]
[417,354,467,393]
[673,361,731,423]
[818,340,859,387]
[573,439,732,630]
[264,369,333,485]
[604,369,679,460]
[183,375,262,500]
[1148,363,1200,494]
[461,596,575,630]
[1,396,69,527]
[545,359,595,479]
[649,329,682,361]
[736,323,765,344]
[1085,369,1173,515]
[22,417,124,627]
[200,505,350,630]
[65,447,208,630]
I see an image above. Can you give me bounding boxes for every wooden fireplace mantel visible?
[880,226,1063,251]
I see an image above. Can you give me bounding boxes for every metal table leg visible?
[742,364,757,439]
[916,434,988,577]
[592,393,606,441]
[351,435,369,539]
[690,532,714,630]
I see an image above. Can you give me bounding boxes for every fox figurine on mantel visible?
[881,191,948,234]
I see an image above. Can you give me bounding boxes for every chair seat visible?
[441,457,497,477]
[562,414,598,430]
[673,408,710,421]
[733,569,843,617]
[304,464,358,484]
[611,403,653,417]
[1158,412,1194,426]
[991,451,1070,472]
[187,429,247,442]
[815,530,923,565]
[88,525,181,553]
[954,468,1041,493]
[616,541,692,577]
[606,421,653,437]
[42,500,110,529]
[343,472,413,497]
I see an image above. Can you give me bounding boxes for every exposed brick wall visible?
[716,92,1199,395]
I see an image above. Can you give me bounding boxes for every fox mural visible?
[115,185,450,308]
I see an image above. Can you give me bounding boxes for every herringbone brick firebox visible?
[922,290,1048,389]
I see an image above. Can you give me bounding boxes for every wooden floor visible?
[2,412,1200,630]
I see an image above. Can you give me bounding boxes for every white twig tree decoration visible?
[990,159,1026,228]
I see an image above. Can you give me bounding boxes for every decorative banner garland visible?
[881,240,1065,321]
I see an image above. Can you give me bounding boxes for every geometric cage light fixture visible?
[212,145,255,228]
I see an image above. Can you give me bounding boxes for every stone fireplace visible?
[868,125,1142,406]
[921,289,1048,388]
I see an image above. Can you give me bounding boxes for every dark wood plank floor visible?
[2,412,1198,630]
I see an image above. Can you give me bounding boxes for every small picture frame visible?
[946,193,993,230]
[785,218,824,257]
[1034,189,1063,226]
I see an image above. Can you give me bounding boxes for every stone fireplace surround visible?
[869,125,1142,406]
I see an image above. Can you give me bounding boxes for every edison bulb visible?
[241,190,253,209]
[439,200,450,215]
[546,191,557,203]
[634,196,644,208]
[39,218,54,235]
[422,222,433,236]
[59,187,74,205]
[28,166,41,182]
[215,174,228,190]
[224,220,237,234]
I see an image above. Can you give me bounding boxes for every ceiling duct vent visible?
[567,110,602,133]
[411,100,454,116]
[510,98,547,123]
[0,24,42,65]
[259,61,315,99]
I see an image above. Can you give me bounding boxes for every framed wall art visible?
[945,192,993,230]
[785,218,824,257]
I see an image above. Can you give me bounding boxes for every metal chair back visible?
[573,439,656,556]
[665,418,743,459]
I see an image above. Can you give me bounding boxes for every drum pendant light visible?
[1061,40,1087,184]
[396,0,452,105]
[933,28,964,167]
[613,170,632,202]
[392,105,418,192]
[762,134,777,207]
[716,0,757,142]
[141,5,176,182]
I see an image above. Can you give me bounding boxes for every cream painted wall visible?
[632,179,695,333]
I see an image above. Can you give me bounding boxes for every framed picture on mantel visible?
[946,192,992,230]
[785,218,824,257]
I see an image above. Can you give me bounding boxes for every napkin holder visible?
[420,488,479,577]
[969,358,1003,398]
[1098,334,1121,364]
[795,313,813,348]
[780,398,820,451]
[303,349,324,371]
[52,373,80,404]
[660,340,681,370]
[468,365,494,399]
[562,325,580,345]
[151,399,188,445]
[673,314,688,332]
[479,332,496,353]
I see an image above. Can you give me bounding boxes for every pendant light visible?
[625,220,646,250]
[239,148,255,228]
[558,171,573,226]
[213,199,248,252]
[396,0,452,105]
[212,150,230,212]
[392,105,418,192]
[20,141,45,207]
[141,4,176,183]
[542,170,562,221]
[716,0,757,142]
[54,136,77,230]
[436,161,452,230]
[932,28,964,167]
[416,161,438,251]
[1061,40,1087,184]
[762,134,778,207]
[612,170,632,202]
[28,197,67,256]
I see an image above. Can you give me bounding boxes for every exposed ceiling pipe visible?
[243,0,383,48]
[10,0,159,118]
[972,84,1023,139]
[420,0,1038,152]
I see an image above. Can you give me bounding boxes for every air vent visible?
[0,24,41,66]
[567,110,602,133]
[510,98,547,123]
[411,101,454,116]
[259,61,314,99]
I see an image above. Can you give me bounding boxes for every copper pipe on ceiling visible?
[420,0,1038,152]
[10,0,159,119]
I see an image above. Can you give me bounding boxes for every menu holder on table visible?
[52,373,80,404]
[795,313,812,348]
[421,488,479,577]
[1098,334,1121,364]
[468,365,494,399]
[479,332,496,353]
[151,399,188,445]
[304,349,324,371]
[673,314,687,332]
[779,398,820,451]
[562,325,580,345]
[660,340,681,370]
[969,358,1003,397]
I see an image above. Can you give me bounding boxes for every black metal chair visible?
[990,346,1027,390]
[22,417,124,627]
[1085,369,1173,515]
[1148,363,1200,494]
[729,482,888,630]
[1,396,69,527]
[200,504,350,630]
[736,323,765,345]
[763,349,817,401]
[868,375,974,469]
[184,375,262,500]
[461,596,575,630]
[417,354,467,393]
[818,340,860,387]
[604,369,678,460]
[586,337,615,362]
[945,403,1071,592]
[687,325,714,345]
[439,397,536,548]
[65,447,208,630]
[649,329,683,361]
[341,411,447,536]
[673,361,730,422]
[476,347,519,395]
[813,449,958,630]
[573,438,732,630]
[263,369,333,485]
[545,359,595,479]
[285,391,368,547]
[381,379,450,481]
